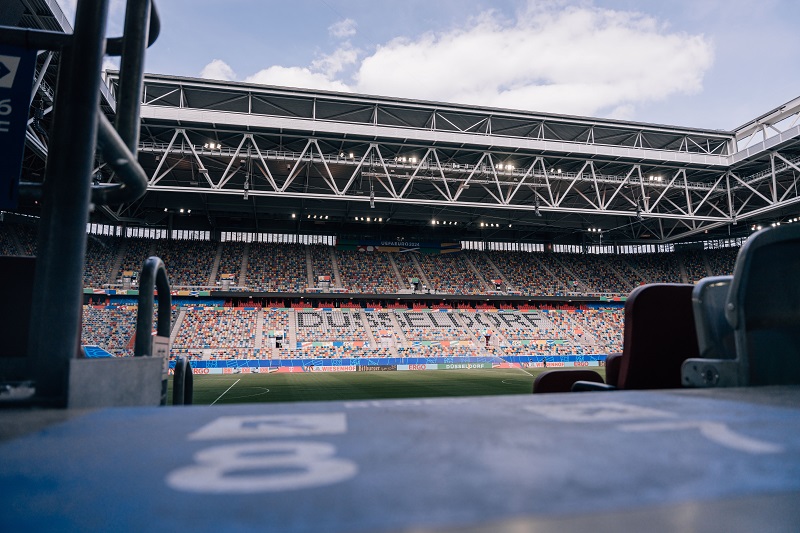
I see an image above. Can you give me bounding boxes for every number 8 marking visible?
[166,441,357,493]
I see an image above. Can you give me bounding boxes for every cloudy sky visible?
[60,0,799,130]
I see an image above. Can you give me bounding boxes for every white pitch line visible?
[211,378,240,405]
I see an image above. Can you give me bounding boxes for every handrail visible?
[0,3,160,57]
[106,2,160,56]
[135,256,171,405]
[93,113,148,204]
[114,0,155,155]
[172,355,194,405]
[135,256,172,356]
[1,0,160,206]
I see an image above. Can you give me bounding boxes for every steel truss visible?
[93,74,800,243]
[126,126,800,242]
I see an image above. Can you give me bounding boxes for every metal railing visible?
[0,0,161,404]
[134,256,172,405]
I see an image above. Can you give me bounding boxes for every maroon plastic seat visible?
[533,284,699,393]
[532,369,604,393]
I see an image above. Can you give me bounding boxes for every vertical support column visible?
[28,0,110,405]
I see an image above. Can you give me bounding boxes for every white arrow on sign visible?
[0,55,21,89]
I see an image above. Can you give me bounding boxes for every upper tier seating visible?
[246,242,307,292]
[155,239,217,287]
[335,249,401,293]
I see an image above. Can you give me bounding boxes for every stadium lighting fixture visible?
[410,157,417,164]
[291,213,296,218]
[378,217,382,222]
[366,217,371,222]
[340,152,345,158]
[163,208,167,212]
[454,222,457,225]
[180,208,184,213]
[349,153,354,159]
[307,215,311,219]
[557,168,562,174]
[354,216,358,221]
[187,209,191,214]
[325,216,329,220]
[497,164,503,170]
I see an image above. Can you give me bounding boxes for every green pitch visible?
[174,367,607,405]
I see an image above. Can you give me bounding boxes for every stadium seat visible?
[691,276,736,360]
[682,224,800,387]
[533,283,698,393]
[532,369,604,393]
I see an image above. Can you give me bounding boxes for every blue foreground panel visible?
[2,388,800,532]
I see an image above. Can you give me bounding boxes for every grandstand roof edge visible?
[112,70,736,139]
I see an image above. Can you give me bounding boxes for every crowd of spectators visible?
[173,308,257,349]
[416,253,486,295]
[485,251,564,295]
[215,241,245,286]
[391,252,422,289]
[335,249,401,293]
[394,311,473,341]
[549,254,630,294]
[681,251,709,283]
[246,242,307,292]
[14,225,38,256]
[464,251,501,289]
[83,236,120,287]
[117,238,154,281]
[705,248,738,276]
[81,305,138,356]
[310,244,335,286]
[156,239,217,287]
[620,253,682,284]
[0,226,19,255]
[75,304,647,361]
[295,309,369,342]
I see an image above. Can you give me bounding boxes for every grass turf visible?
[173,367,607,405]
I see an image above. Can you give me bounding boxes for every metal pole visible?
[28,0,110,405]
[115,0,151,154]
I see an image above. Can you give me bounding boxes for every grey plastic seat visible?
[692,276,736,360]
[682,224,800,387]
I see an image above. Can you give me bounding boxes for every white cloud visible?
[311,45,360,78]
[200,59,237,81]
[350,2,713,117]
[207,1,714,119]
[245,66,351,92]
[329,18,357,39]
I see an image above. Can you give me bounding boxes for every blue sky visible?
[60,0,799,130]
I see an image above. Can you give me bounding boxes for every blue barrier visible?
[169,354,608,370]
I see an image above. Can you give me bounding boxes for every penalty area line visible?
[210,378,240,405]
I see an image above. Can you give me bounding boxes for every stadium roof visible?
[12,1,800,247]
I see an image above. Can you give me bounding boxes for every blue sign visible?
[0,45,37,209]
